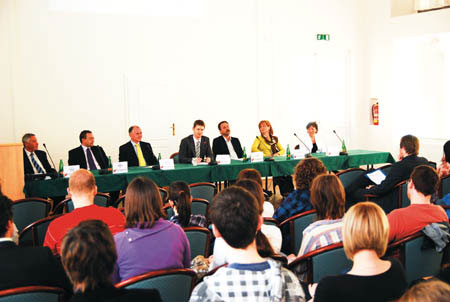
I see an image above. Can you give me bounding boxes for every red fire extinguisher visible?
[372,102,379,125]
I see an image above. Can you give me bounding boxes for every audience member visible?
[44,169,125,254]
[310,202,407,302]
[437,140,450,178]
[190,187,305,302]
[400,279,450,302]
[273,157,327,222]
[236,168,274,217]
[61,220,161,301]
[346,135,429,213]
[387,165,448,242]
[0,194,71,291]
[113,177,190,283]
[179,120,213,164]
[168,181,207,228]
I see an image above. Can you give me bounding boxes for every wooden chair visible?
[191,198,209,217]
[336,168,365,189]
[18,214,63,247]
[170,152,180,164]
[115,195,126,208]
[53,193,111,214]
[439,175,450,198]
[0,286,67,302]
[116,268,196,302]
[379,163,393,175]
[189,182,216,204]
[183,227,211,260]
[364,180,407,212]
[287,242,352,284]
[159,187,168,203]
[12,198,51,233]
[279,210,316,255]
[263,217,280,227]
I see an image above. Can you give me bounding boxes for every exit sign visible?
[317,34,330,41]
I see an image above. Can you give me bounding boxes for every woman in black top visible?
[310,202,407,302]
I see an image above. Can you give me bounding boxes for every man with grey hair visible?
[22,133,55,176]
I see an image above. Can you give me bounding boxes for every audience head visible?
[400,135,419,156]
[294,157,327,191]
[169,181,192,227]
[235,179,264,214]
[306,121,318,134]
[343,202,389,260]
[310,174,345,220]
[210,186,261,249]
[79,130,94,147]
[0,195,13,238]
[400,279,450,302]
[128,125,143,143]
[408,165,439,199]
[192,120,205,139]
[236,168,263,187]
[61,220,116,292]
[125,176,165,229]
[444,140,450,163]
[218,121,231,137]
[22,133,38,152]
[258,120,273,136]
[68,169,97,205]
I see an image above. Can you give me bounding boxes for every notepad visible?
[365,169,386,185]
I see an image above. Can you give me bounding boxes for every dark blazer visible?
[69,286,161,302]
[178,135,213,164]
[212,136,243,158]
[0,241,72,292]
[119,141,157,167]
[68,145,108,170]
[23,149,56,175]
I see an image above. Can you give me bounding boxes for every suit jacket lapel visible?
[129,142,139,164]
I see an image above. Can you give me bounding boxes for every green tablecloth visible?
[24,150,394,197]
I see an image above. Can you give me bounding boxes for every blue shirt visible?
[273,189,312,222]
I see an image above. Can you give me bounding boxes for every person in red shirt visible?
[387,165,448,242]
[44,169,125,254]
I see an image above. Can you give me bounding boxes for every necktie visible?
[195,140,201,158]
[136,143,147,166]
[30,153,44,174]
[86,148,98,170]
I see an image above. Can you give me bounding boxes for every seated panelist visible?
[212,121,243,159]
[22,133,56,176]
[68,130,108,170]
[119,125,158,167]
[178,120,213,164]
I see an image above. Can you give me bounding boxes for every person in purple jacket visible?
[112,177,190,283]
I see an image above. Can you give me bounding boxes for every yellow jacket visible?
[251,136,285,157]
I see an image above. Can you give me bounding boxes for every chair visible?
[397,180,410,208]
[0,286,67,302]
[364,180,406,213]
[53,193,111,214]
[288,243,352,284]
[94,192,110,207]
[12,198,51,233]
[159,187,168,203]
[116,268,196,302]
[170,152,179,164]
[189,183,216,204]
[18,214,63,247]
[440,175,450,198]
[163,204,175,219]
[336,168,365,189]
[428,161,437,169]
[279,210,316,255]
[263,217,280,227]
[379,164,392,175]
[183,227,211,260]
[115,195,126,208]
[191,198,209,217]
[386,232,444,284]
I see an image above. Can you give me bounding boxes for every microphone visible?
[255,136,274,161]
[293,134,312,158]
[42,143,57,172]
[333,130,348,156]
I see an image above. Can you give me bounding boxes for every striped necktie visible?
[136,143,147,166]
[30,153,44,174]
[195,140,201,158]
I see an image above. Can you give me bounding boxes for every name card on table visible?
[63,165,80,178]
[292,150,304,160]
[216,155,231,165]
[160,159,175,170]
[251,152,264,163]
[113,162,128,174]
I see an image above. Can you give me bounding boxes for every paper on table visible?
[365,169,386,185]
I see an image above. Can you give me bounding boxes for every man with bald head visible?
[44,169,125,254]
[119,125,158,166]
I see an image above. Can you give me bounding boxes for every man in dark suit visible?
[179,120,213,164]
[22,133,56,176]
[68,130,109,170]
[212,121,243,159]
[346,134,429,213]
[0,194,72,292]
[119,126,158,167]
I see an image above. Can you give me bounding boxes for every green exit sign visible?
[317,34,330,41]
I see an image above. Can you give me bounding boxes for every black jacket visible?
[212,136,243,159]
[178,135,213,163]
[68,145,109,169]
[23,149,56,175]
[119,141,157,167]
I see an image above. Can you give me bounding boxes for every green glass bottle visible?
[158,153,162,161]
[286,144,291,160]
[58,159,63,175]
[341,140,347,153]
[108,156,112,170]
[242,147,247,162]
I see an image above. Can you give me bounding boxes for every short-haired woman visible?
[168,181,207,228]
[310,202,407,302]
[112,177,190,283]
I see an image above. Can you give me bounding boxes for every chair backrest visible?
[189,183,216,204]
[396,181,410,208]
[12,198,51,233]
[159,188,168,203]
[170,152,179,164]
[0,286,67,302]
[191,198,209,217]
[379,164,392,175]
[440,175,450,198]
[54,193,111,214]
[336,168,365,189]
[116,268,196,302]
[263,217,280,227]
[288,243,352,284]
[279,210,316,255]
[115,195,126,208]
[163,204,175,219]
[18,214,63,247]
[94,193,110,207]
[183,227,211,260]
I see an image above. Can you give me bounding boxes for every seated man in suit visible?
[68,130,108,170]
[346,134,429,213]
[179,120,213,164]
[22,133,56,176]
[119,125,158,167]
[212,121,243,160]
[0,194,72,291]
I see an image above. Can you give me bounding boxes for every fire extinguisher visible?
[372,102,379,125]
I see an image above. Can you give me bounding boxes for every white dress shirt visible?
[223,136,239,160]
[25,149,46,174]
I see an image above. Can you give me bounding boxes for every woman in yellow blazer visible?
[251,120,285,156]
